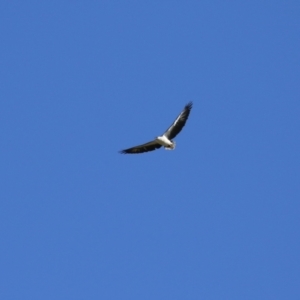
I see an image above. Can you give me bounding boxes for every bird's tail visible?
[164,141,176,150]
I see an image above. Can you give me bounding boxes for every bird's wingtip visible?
[186,101,193,109]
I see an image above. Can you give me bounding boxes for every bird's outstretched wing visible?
[163,102,193,140]
[119,140,162,154]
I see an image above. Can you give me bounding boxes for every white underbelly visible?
[156,135,172,146]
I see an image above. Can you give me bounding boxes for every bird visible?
[119,101,193,154]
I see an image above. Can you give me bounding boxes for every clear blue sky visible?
[1,1,299,299]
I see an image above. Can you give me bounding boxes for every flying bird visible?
[120,101,193,154]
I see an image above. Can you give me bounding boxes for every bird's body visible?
[156,135,175,149]
[120,101,193,154]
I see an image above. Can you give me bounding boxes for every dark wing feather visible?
[119,140,162,154]
[164,102,193,140]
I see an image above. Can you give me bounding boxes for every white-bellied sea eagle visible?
[120,102,193,154]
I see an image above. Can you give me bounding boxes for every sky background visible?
[1,1,299,299]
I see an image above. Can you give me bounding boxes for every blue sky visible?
[1,1,299,299]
